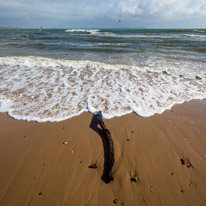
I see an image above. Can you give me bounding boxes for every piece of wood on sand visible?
[97,111,115,182]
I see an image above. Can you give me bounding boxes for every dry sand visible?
[0,99,206,206]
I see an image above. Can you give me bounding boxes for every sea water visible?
[0,29,205,122]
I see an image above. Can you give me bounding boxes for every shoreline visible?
[0,99,206,206]
[1,53,206,122]
[3,97,206,123]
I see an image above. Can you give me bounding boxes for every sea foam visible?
[0,56,205,122]
[65,29,173,39]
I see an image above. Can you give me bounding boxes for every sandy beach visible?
[0,99,206,206]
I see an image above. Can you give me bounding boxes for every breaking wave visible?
[0,56,205,122]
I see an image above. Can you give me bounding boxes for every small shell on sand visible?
[63,141,68,145]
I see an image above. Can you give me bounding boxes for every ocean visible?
[0,28,205,122]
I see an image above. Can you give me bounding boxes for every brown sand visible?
[0,99,206,206]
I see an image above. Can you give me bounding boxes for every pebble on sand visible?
[88,163,97,169]
[113,199,118,204]
[143,198,147,202]
[130,175,138,182]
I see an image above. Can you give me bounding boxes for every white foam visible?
[183,34,206,39]
[65,29,100,34]
[65,29,174,39]
[88,32,172,39]
[0,99,12,112]
[0,56,205,122]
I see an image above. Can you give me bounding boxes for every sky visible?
[0,0,206,28]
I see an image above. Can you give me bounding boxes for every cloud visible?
[114,0,206,18]
[0,0,206,27]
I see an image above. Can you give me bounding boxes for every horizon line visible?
[1,26,206,30]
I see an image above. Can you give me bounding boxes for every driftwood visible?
[97,111,114,182]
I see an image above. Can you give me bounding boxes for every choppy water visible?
[0,28,206,121]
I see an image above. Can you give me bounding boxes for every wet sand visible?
[0,99,206,206]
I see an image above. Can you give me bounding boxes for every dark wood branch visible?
[97,111,114,182]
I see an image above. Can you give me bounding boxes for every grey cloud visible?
[0,0,206,28]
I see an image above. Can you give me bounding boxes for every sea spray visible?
[0,56,205,122]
